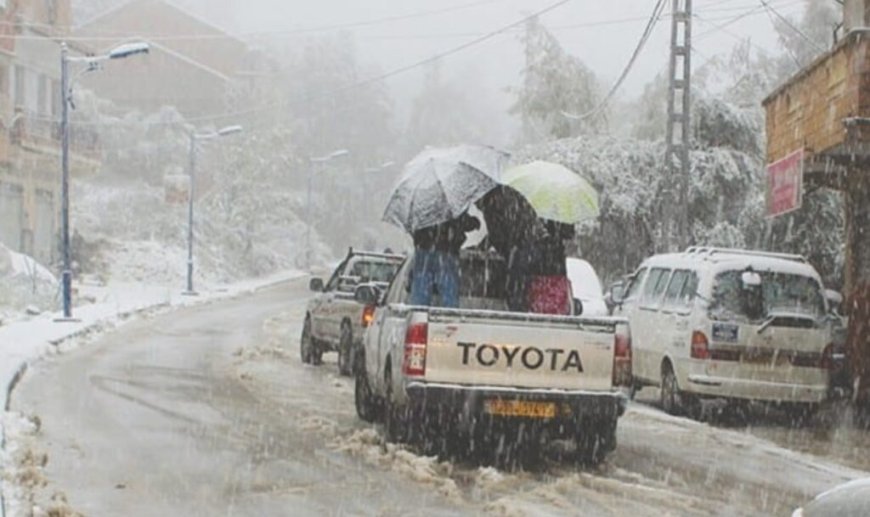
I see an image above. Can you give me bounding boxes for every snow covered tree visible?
[770,0,841,78]
[516,137,762,284]
[510,17,604,144]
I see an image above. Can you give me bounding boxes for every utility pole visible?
[183,125,243,295]
[306,149,350,272]
[662,0,692,252]
[842,0,870,406]
[56,41,149,321]
[59,43,72,319]
[185,133,197,295]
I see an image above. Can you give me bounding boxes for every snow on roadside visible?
[331,428,464,504]
[0,245,57,326]
[0,269,304,516]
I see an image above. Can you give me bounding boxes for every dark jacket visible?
[413,213,480,254]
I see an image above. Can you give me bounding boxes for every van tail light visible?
[361,305,376,327]
[691,331,710,360]
[613,324,632,386]
[402,321,428,377]
[819,343,835,370]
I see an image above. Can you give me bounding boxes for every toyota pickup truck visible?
[353,248,631,464]
[301,249,405,375]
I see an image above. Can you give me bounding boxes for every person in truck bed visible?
[410,212,480,307]
[527,221,574,315]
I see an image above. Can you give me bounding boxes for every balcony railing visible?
[10,109,100,158]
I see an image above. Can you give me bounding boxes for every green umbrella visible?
[503,161,600,224]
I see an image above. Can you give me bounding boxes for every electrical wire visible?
[759,0,826,53]
[561,0,667,121]
[1,0,505,41]
[53,0,573,129]
[58,0,798,132]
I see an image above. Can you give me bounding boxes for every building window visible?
[38,75,48,115]
[13,65,27,108]
[51,79,60,117]
[46,0,58,24]
[0,65,7,98]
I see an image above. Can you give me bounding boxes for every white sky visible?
[184,0,808,99]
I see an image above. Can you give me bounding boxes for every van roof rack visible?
[683,247,807,263]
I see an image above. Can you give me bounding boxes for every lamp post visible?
[361,160,394,223]
[58,41,149,321]
[306,149,349,272]
[183,125,243,295]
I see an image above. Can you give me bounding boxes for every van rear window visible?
[710,270,825,322]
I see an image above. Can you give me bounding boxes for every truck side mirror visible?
[608,281,626,305]
[309,277,324,292]
[573,298,584,316]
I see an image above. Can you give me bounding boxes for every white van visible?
[613,247,832,416]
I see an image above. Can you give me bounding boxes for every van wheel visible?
[338,323,353,377]
[661,363,681,415]
[354,354,380,422]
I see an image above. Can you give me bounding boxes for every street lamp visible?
[363,160,395,174]
[307,149,350,271]
[183,125,244,295]
[361,160,395,224]
[58,41,149,321]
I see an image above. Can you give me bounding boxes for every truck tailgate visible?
[423,310,618,391]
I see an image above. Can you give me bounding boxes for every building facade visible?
[0,0,99,265]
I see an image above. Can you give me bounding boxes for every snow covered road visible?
[8,277,868,516]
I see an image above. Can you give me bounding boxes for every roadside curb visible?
[0,271,305,517]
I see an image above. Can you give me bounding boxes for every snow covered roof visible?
[76,0,244,45]
[640,247,822,281]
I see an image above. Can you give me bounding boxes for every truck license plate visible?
[484,400,556,418]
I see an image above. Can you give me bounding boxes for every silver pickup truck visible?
[353,249,631,464]
[301,249,405,375]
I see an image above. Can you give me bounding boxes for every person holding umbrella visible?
[526,220,575,315]
[410,212,480,308]
[382,145,509,307]
[478,161,599,315]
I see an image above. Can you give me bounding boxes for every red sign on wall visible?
[766,149,804,217]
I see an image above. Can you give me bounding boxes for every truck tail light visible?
[402,322,428,377]
[691,331,710,360]
[361,305,376,327]
[613,323,632,386]
[819,343,835,370]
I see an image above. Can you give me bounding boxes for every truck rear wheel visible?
[384,367,410,443]
[354,354,380,423]
[300,317,322,366]
[575,417,616,466]
[338,323,353,377]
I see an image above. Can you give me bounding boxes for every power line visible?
[759,0,826,54]
[57,0,573,129]
[562,0,667,121]
[3,0,504,42]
